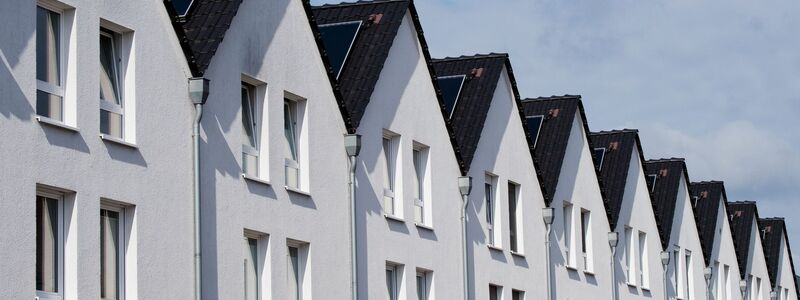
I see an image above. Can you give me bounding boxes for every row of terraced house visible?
[0,0,797,299]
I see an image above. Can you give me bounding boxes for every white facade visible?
[353,10,465,300]
[744,220,772,300]
[614,145,666,300]
[551,113,614,300]
[709,198,743,300]
[665,175,708,300]
[466,67,548,300]
[773,235,797,300]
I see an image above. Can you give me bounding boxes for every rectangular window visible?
[508,182,520,253]
[593,147,606,171]
[100,204,126,300]
[581,209,593,272]
[485,174,498,247]
[638,231,649,288]
[512,289,524,300]
[243,233,266,300]
[382,133,399,216]
[625,227,635,284]
[489,284,502,300]
[753,277,761,300]
[684,250,692,300]
[36,5,64,121]
[36,192,64,299]
[647,174,657,193]
[722,264,729,300]
[674,248,682,299]
[283,98,301,189]
[241,83,259,178]
[564,202,574,267]
[416,271,430,300]
[526,115,544,148]
[287,242,309,300]
[412,143,429,225]
[386,263,403,300]
[99,28,125,138]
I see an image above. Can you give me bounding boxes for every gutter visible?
[188,78,209,300]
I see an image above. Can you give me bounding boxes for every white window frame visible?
[243,230,267,300]
[99,28,125,138]
[508,181,522,253]
[638,231,649,289]
[283,97,301,189]
[382,132,399,217]
[489,284,502,300]
[512,289,525,300]
[593,147,606,171]
[581,209,593,273]
[415,270,430,300]
[647,174,658,193]
[526,115,544,148]
[385,263,403,300]
[625,226,636,285]
[100,202,126,300]
[35,3,66,122]
[412,143,429,225]
[36,189,65,300]
[317,20,362,78]
[675,247,683,299]
[485,174,500,247]
[685,250,692,300]
[241,82,259,178]
[438,74,466,118]
[287,240,309,300]
[564,202,575,268]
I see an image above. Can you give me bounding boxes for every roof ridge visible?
[521,94,582,102]
[729,200,757,205]
[644,157,685,163]
[431,53,509,62]
[761,217,786,221]
[312,0,408,9]
[691,180,724,185]
[590,129,639,135]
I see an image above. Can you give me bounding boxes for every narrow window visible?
[485,175,497,246]
[647,174,657,193]
[685,250,692,299]
[638,231,649,288]
[100,205,126,300]
[385,264,401,300]
[721,264,729,300]
[317,21,362,78]
[581,209,592,272]
[674,248,682,298]
[436,75,466,118]
[512,289,525,300]
[525,115,544,148]
[593,148,606,171]
[36,6,64,121]
[243,237,259,300]
[563,202,574,267]
[283,99,300,188]
[287,243,308,300]
[241,83,260,178]
[99,28,124,138]
[625,227,635,284]
[508,182,520,253]
[412,144,429,224]
[382,133,398,216]
[36,192,64,299]
[489,284,502,300]
[416,271,430,300]
[753,277,761,300]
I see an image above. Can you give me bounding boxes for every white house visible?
[643,158,708,300]
[689,181,744,300]
[759,218,798,300]
[728,201,773,300]
[520,95,614,300]
[590,130,667,300]
[431,54,549,300]
[311,1,466,299]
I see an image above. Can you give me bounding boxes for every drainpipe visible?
[704,266,713,300]
[661,251,671,300]
[458,176,472,300]
[542,207,555,300]
[608,231,620,300]
[189,78,209,300]
[344,134,362,300]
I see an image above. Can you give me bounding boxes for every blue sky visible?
[312,0,800,263]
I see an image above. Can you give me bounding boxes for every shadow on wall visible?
[0,0,34,122]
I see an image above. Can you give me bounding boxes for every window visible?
[489,284,502,300]
[283,97,303,189]
[287,242,308,300]
[720,264,729,300]
[241,83,260,178]
[412,144,429,225]
[99,28,125,139]
[437,75,466,118]
[485,175,498,246]
[647,174,657,193]
[243,232,266,300]
[36,5,64,122]
[593,148,606,171]
[386,264,402,300]
[508,182,521,253]
[512,289,524,300]
[674,248,682,298]
[100,204,126,300]
[752,277,761,300]
[168,0,194,16]
[684,250,692,300]
[625,227,635,284]
[416,271,430,300]
[318,21,362,78]
[526,115,544,148]
[638,231,649,288]
[382,133,399,216]
[581,209,593,272]
[564,202,574,267]
[36,192,64,300]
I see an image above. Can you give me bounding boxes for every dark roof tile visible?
[728,201,761,278]
[643,158,693,249]
[759,218,799,290]
[589,130,641,230]
[689,181,729,265]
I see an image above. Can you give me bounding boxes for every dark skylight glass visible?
[647,174,658,193]
[593,148,606,171]
[318,21,362,78]
[170,0,194,16]
[437,75,466,118]
[526,115,544,147]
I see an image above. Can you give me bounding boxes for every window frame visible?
[286,240,309,300]
[317,20,362,79]
[283,98,301,189]
[624,226,635,285]
[241,82,260,178]
[508,181,521,253]
[36,4,66,122]
[385,264,401,300]
[526,115,544,148]
[99,28,125,139]
[647,174,657,193]
[512,289,525,300]
[593,147,606,171]
[563,202,575,268]
[437,74,467,118]
[580,208,593,272]
[36,190,65,300]
[638,231,649,289]
[243,230,267,300]
[412,143,429,225]
[489,284,502,300]
[485,174,499,247]
[100,203,126,300]
[415,270,430,300]
[382,132,399,217]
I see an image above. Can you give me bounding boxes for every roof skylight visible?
[593,147,606,171]
[526,115,544,148]
[437,75,466,118]
[170,0,194,17]
[318,21,362,78]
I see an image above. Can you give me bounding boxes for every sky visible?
[311,0,800,265]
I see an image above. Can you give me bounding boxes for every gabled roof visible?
[589,129,648,231]
[519,96,611,224]
[759,218,798,290]
[643,158,693,249]
[689,181,731,265]
[163,0,244,77]
[728,201,763,278]
[307,0,467,174]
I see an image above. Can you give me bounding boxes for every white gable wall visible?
[775,236,797,300]
[665,176,707,300]
[746,220,772,299]
[710,199,744,300]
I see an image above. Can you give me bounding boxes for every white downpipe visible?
[461,193,469,300]
[546,223,553,300]
[349,155,358,300]
[193,103,203,300]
